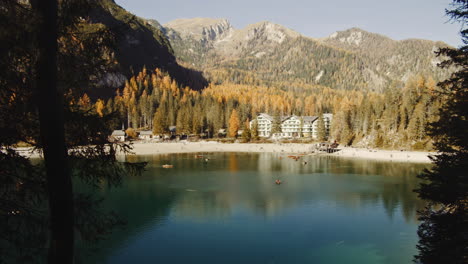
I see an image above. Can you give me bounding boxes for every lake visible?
[78,153,428,264]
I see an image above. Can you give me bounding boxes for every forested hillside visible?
[86,67,441,150]
[81,0,207,98]
[38,4,448,150]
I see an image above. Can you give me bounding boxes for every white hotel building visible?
[250,113,332,139]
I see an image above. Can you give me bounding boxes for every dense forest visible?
[83,67,441,150]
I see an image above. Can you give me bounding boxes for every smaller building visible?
[218,128,227,137]
[281,115,307,138]
[138,130,153,140]
[110,130,126,142]
[302,116,318,137]
[169,126,177,135]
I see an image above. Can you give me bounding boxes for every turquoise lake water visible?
[78,153,428,264]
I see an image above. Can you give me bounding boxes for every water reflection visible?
[124,153,427,223]
[84,153,429,264]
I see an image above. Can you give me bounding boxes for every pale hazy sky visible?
[115,0,463,47]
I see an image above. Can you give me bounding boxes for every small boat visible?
[275,179,282,185]
[162,164,173,168]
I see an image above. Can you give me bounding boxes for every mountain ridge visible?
[161,17,451,91]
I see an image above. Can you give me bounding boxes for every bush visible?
[125,128,137,139]
[14,141,33,148]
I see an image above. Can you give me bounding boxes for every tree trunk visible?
[34,1,75,263]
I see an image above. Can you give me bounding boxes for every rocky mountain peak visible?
[164,18,234,43]
[243,21,300,43]
[324,27,395,49]
[327,27,371,46]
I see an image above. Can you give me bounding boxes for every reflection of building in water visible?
[257,153,333,175]
[131,154,427,224]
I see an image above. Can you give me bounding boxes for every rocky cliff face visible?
[164,19,301,59]
[163,18,451,91]
[165,18,234,45]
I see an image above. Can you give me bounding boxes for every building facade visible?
[250,113,333,139]
[138,130,153,140]
[252,113,273,137]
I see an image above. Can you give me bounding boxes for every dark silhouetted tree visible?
[0,1,144,263]
[414,1,468,263]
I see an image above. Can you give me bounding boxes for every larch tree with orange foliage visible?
[95,99,105,117]
[228,109,240,138]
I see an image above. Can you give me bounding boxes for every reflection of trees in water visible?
[251,154,428,222]
[85,153,429,257]
[267,154,424,223]
[228,154,238,172]
[327,157,428,223]
[139,153,428,223]
[172,191,232,221]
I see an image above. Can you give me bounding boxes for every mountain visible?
[163,18,451,91]
[84,0,207,97]
[321,28,449,83]
[164,19,302,66]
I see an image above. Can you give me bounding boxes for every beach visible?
[14,141,434,163]
[126,141,434,163]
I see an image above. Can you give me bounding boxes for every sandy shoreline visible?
[13,141,434,163]
[126,142,434,163]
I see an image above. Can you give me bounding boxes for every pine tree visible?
[241,120,252,142]
[317,113,327,141]
[271,115,281,134]
[153,103,168,134]
[251,119,259,140]
[106,98,114,113]
[414,1,468,263]
[0,1,144,263]
[191,105,203,134]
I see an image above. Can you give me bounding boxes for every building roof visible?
[323,113,333,120]
[111,130,125,136]
[257,113,325,124]
[303,116,318,124]
[258,113,292,122]
[139,130,153,135]
[258,113,273,121]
